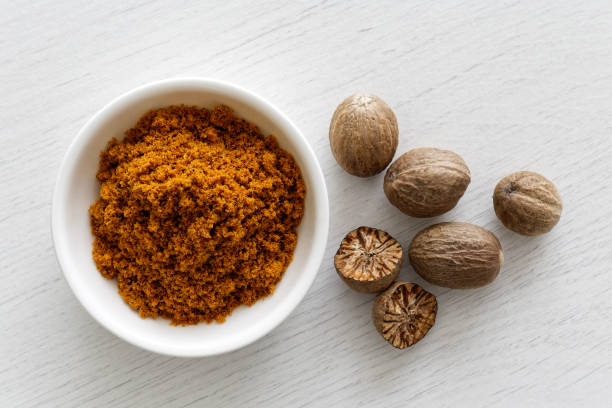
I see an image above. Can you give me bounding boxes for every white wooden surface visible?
[2,1,612,406]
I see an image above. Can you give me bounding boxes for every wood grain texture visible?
[2,0,612,406]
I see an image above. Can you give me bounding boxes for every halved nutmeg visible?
[372,282,437,349]
[334,226,403,293]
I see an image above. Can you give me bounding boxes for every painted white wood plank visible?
[2,0,612,406]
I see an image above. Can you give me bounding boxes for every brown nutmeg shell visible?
[409,222,503,289]
[329,94,398,177]
[384,148,470,217]
[493,171,562,236]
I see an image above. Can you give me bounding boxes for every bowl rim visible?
[51,77,329,357]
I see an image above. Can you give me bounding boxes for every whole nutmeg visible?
[372,281,437,349]
[493,171,562,236]
[409,222,503,289]
[329,94,398,177]
[384,148,470,217]
[334,226,402,293]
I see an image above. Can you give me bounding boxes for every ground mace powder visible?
[89,105,305,325]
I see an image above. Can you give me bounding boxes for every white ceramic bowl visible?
[52,78,329,357]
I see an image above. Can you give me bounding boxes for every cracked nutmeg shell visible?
[493,171,562,236]
[409,222,503,289]
[334,226,403,293]
[383,147,471,217]
[372,282,437,349]
[329,94,398,177]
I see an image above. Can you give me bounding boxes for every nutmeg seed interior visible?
[334,226,402,293]
[372,281,437,349]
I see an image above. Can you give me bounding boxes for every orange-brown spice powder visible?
[89,105,305,325]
